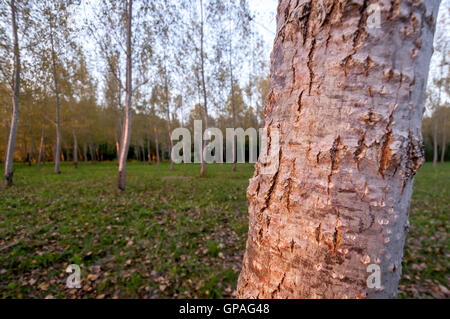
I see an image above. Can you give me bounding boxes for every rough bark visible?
[118,0,133,191]
[4,0,20,187]
[237,0,439,299]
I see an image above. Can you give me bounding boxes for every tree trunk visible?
[115,130,120,162]
[229,5,237,173]
[199,0,209,177]
[89,143,95,162]
[118,0,133,191]
[441,116,447,163]
[164,68,174,171]
[155,127,160,166]
[50,30,62,174]
[42,144,46,164]
[28,141,34,166]
[433,118,438,167]
[237,0,439,299]
[37,126,45,168]
[73,128,78,169]
[147,136,151,165]
[4,0,20,187]
[83,141,88,165]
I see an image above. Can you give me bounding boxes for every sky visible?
[76,0,448,117]
[249,0,449,116]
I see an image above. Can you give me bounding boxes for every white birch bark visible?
[118,0,133,191]
[4,0,20,186]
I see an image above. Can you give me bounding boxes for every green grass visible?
[398,163,449,299]
[0,162,448,299]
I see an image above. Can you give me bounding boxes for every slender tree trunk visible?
[4,0,20,187]
[83,141,88,165]
[237,0,439,299]
[199,0,209,177]
[147,135,151,165]
[28,141,34,166]
[155,127,160,166]
[50,30,62,174]
[73,128,78,169]
[116,140,120,159]
[118,0,133,191]
[441,116,447,163]
[42,144,46,164]
[228,8,237,172]
[37,126,45,168]
[433,119,438,167]
[164,68,174,171]
[89,143,95,162]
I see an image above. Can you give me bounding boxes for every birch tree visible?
[237,0,440,299]
[1,0,21,186]
[30,0,76,174]
[90,0,152,191]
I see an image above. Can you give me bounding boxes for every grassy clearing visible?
[0,162,448,299]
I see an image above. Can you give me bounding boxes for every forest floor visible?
[0,162,448,299]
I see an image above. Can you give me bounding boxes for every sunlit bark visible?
[238,0,439,299]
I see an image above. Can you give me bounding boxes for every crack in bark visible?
[389,0,401,21]
[271,272,286,298]
[261,147,282,213]
[315,223,322,244]
[295,90,304,122]
[354,132,367,170]
[333,216,342,253]
[291,47,299,93]
[379,113,395,179]
[323,1,337,51]
[364,56,375,76]
[285,177,293,210]
[300,2,312,45]
[353,0,369,48]
[341,1,369,76]
[405,130,424,178]
[307,38,317,95]
[327,136,341,196]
